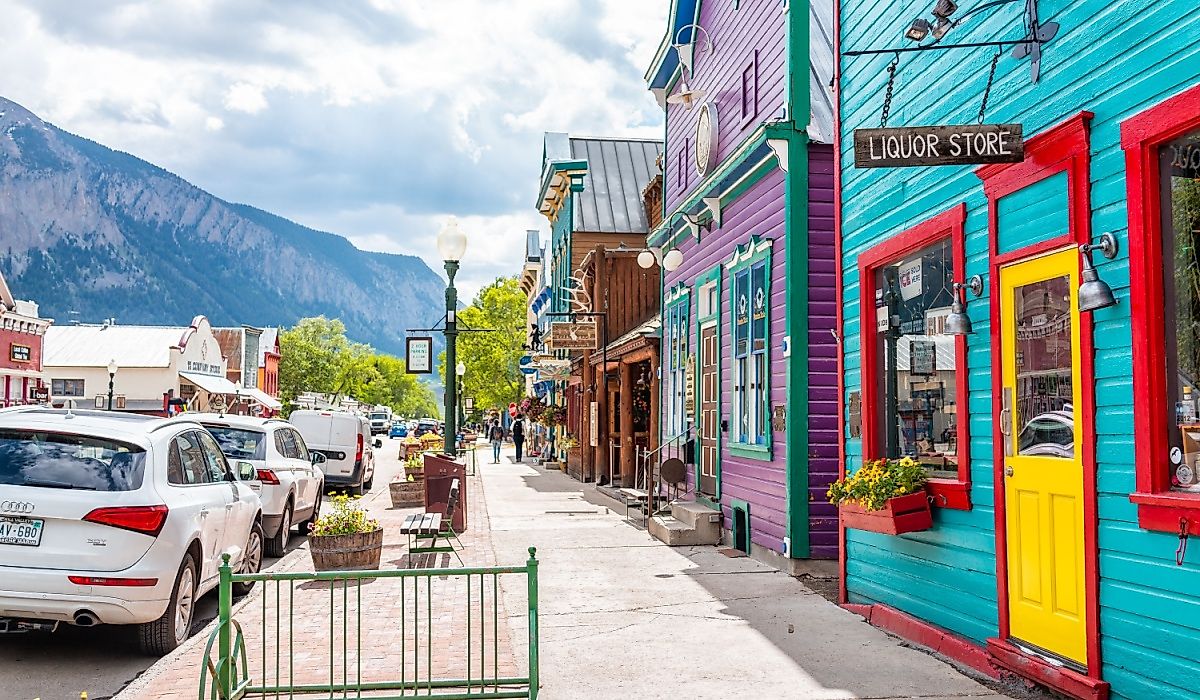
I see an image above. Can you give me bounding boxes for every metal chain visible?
[977,50,1002,125]
[879,53,900,128]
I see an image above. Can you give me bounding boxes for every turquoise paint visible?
[839,0,1200,695]
[726,237,774,454]
[996,171,1069,254]
[693,263,724,502]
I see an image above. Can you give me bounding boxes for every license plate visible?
[0,517,44,547]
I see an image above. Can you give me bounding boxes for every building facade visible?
[44,315,241,414]
[0,272,50,406]
[645,0,837,568]
[837,0,1200,696]
[258,326,281,398]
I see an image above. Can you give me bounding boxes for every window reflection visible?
[1013,275,1075,458]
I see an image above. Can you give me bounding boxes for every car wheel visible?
[265,501,292,557]
[232,521,263,597]
[363,471,374,491]
[137,553,196,655]
[349,480,364,497]
[299,486,323,533]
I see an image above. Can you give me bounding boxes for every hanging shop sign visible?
[546,322,597,350]
[589,401,598,447]
[519,355,537,375]
[854,123,1024,168]
[684,353,696,417]
[405,337,433,374]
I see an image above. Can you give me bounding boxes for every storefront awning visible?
[179,371,242,395]
[242,386,282,410]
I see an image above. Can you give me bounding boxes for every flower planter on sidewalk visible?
[309,528,384,571]
[839,492,933,535]
[389,479,424,508]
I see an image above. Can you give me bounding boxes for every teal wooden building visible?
[836,0,1200,697]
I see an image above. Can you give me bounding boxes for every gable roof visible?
[568,137,662,234]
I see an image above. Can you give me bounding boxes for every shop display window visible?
[1123,81,1200,535]
[858,205,971,509]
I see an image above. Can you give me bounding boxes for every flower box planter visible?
[839,492,933,535]
[309,528,384,571]
[389,480,424,508]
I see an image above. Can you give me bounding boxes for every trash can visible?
[422,452,468,532]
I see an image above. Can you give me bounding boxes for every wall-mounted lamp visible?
[672,23,714,79]
[679,210,713,237]
[906,18,933,42]
[944,274,984,336]
[1078,232,1119,313]
[636,246,685,272]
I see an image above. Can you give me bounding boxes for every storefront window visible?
[732,259,769,447]
[873,239,959,478]
[51,378,85,397]
[664,296,690,437]
[1161,128,1200,492]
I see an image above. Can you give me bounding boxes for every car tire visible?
[350,481,364,497]
[265,501,292,558]
[363,472,374,491]
[137,553,196,656]
[299,486,323,533]
[232,521,263,597]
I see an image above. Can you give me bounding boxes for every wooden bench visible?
[400,478,463,565]
[618,488,649,526]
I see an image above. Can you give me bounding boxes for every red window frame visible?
[1123,81,1200,536]
[857,203,971,510]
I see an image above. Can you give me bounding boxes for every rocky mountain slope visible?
[0,96,443,355]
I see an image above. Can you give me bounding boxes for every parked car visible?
[184,414,326,557]
[289,410,380,495]
[1017,406,1075,458]
[0,408,263,654]
[388,421,408,439]
[412,419,439,438]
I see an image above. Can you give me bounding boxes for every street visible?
[0,439,406,700]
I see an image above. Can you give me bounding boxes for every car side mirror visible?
[373,439,383,449]
[236,461,256,481]
[311,452,327,465]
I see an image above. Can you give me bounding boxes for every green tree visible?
[440,276,526,415]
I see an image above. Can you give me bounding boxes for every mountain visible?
[0,96,445,356]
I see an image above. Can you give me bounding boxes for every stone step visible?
[671,500,723,530]
[648,513,722,547]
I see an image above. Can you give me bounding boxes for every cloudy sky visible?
[0,0,669,299]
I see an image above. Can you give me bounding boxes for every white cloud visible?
[0,0,670,304]
[223,82,268,114]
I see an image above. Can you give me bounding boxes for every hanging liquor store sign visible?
[854,124,1023,168]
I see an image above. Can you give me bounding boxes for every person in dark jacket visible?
[488,420,505,463]
[511,413,526,462]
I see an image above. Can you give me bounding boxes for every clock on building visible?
[694,101,718,176]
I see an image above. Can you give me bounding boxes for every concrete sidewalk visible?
[485,451,1014,700]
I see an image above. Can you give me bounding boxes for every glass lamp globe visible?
[107,359,119,375]
[637,250,657,269]
[456,362,467,376]
[662,249,684,272]
[436,217,468,262]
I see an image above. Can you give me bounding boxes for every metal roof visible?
[44,324,190,368]
[568,137,662,234]
[809,0,836,143]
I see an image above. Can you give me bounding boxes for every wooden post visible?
[649,350,660,456]
[620,360,634,486]
[581,352,593,481]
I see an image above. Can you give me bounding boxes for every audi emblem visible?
[0,501,35,514]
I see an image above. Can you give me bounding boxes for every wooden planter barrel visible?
[389,480,424,508]
[839,492,933,535]
[308,528,384,571]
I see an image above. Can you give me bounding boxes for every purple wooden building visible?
[644,0,837,569]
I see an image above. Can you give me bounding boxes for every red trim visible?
[1122,81,1200,533]
[857,203,972,509]
[987,639,1110,700]
[977,112,1103,680]
[832,0,848,604]
[844,603,1000,679]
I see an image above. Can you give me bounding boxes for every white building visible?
[43,315,243,414]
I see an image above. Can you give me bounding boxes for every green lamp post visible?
[437,218,468,455]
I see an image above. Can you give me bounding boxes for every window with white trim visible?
[664,295,691,437]
[730,250,770,448]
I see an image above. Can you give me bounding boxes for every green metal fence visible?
[199,548,539,700]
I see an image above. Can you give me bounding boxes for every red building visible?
[0,272,50,406]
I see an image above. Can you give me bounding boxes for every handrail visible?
[643,428,690,461]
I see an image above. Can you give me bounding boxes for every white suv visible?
[0,408,263,655]
[188,414,325,556]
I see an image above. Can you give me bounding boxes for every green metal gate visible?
[199,548,539,699]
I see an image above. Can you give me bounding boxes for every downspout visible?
[782,0,813,559]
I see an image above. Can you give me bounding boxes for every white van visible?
[289,411,379,495]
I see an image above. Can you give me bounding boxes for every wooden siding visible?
[839,0,1200,696]
[665,169,791,553]
[664,0,788,214]
[807,143,839,558]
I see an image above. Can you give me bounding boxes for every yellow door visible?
[999,248,1087,666]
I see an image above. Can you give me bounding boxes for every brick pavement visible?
[119,451,527,700]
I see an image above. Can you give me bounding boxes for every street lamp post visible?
[437,218,468,456]
[456,362,467,433]
[106,359,118,411]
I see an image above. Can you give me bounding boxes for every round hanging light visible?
[637,250,657,269]
[662,249,684,272]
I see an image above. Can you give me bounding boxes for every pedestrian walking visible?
[488,420,505,463]
[512,413,525,462]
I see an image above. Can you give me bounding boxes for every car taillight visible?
[82,505,169,537]
[355,433,364,463]
[256,468,281,485]
[69,576,159,587]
